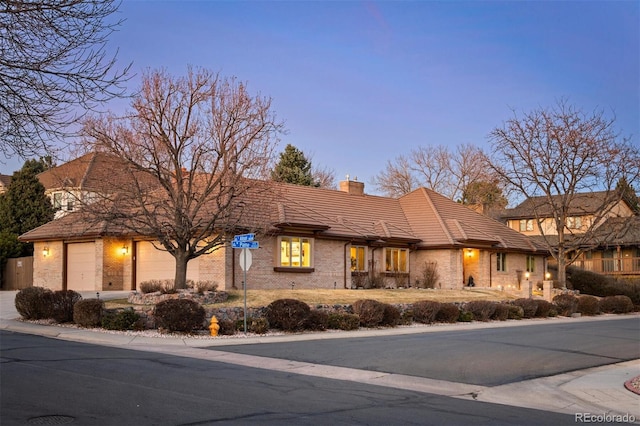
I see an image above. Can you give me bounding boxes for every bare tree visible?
[488,100,640,287]
[371,155,418,197]
[82,67,285,289]
[1,0,130,160]
[312,165,337,189]
[372,144,502,206]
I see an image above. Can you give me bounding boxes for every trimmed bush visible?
[412,300,441,324]
[381,304,400,327]
[15,287,53,320]
[458,311,474,322]
[599,295,634,314]
[102,308,142,331]
[50,290,82,323]
[399,309,414,325]
[464,301,497,322]
[248,317,270,334]
[352,299,386,327]
[187,280,219,294]
[577,295,600,316]
[265,299,311,332]
[73,299,104,327]
[435,303,460,323]
[491,303,510,321]
[512,298,537,319]
[154,299,205,333]
[534,300,554,318]
[217,319,237,335]
[327,313,360,330]
[305,310,329,331]
[568,266,640,306]
[507,305,524,320]
[553,294,579,316]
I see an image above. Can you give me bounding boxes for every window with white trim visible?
[496,252,507,272]
[566,216,582,230]
[279,237,312,268]
[350,246,366,272]
[526,255,535,273]
[53,192,62,209]
[519,219,534,232]
[385,248,408,273]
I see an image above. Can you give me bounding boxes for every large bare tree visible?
[488,100,640,287]
[82,67,285,289]
[372,143,503,206]
[1,0,130,160]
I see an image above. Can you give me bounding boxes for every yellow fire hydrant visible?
[209,316,220,336]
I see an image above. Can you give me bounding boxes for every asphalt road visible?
[0,330,576,426]
[212,317,640,386]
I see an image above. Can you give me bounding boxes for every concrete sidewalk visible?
[1,290,638,421]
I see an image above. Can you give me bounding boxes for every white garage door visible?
[136,242,199,288]
[67,242,96,291]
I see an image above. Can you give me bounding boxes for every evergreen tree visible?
[271,144,317,186]
[616,177,639,214]
[0,159,55,259]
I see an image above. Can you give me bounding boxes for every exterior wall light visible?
[42,247,50,257]
[121,245,128,255]
[545,272,551,280]
[525,272,530,280]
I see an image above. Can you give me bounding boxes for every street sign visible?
[233,233,255,243]
[231,240,259,249]
[239,248,252,271]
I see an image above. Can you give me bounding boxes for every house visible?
[20,155,549,293]
[0,174,11,194]
[502,192,640,276]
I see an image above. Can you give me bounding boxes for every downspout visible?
[231,242,237,290]
[489,252,493,288]
[343,241,350,289]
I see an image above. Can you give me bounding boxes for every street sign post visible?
[232,234,259,333]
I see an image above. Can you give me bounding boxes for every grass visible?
[105,288,516,309]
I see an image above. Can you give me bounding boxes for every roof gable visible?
[502,191,631,220]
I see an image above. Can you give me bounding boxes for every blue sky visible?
[3,1,639,195]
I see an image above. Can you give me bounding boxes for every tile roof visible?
[501,191,624,219]
[21,155,546,254]
[0,174,11,188]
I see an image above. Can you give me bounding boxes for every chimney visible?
[339,175,364,195]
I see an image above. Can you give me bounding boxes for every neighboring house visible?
[0,174,11,194]
[502,192,640,276]
[37,152,131,218]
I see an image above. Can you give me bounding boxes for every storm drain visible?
[27,415,75,425]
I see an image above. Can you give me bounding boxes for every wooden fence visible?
[2,256,33,290]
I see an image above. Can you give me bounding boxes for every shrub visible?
[491,303,510,321]
[577,295,600,316]
[327,313,360,330]
[154,299,205,333]
[352,299,386,327]
[534,300,554,318]
[50,290,82,323]
[599,295,634,314]
[15,287,53,320]
[139,280,164,293]
[102,308,142,331]
[512,298,538,319]
[458,311,474,322]
[305,310,329,331]
[381,304,401,327]
[265,299,311,332]
[568,267,640,306]
[364,274,385,289]
[464,301,497,322]
[73,299,104,327]
[412,300,441,324]
[553,294,579,316]
[435,303,460,323]
[187,280,219,294]
[248,317,270,334]
[507,305,524,320]
[216,319,236,335]
[417,261,439,289]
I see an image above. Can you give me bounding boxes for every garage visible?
[66,242,97,291]
[136,242,199,288]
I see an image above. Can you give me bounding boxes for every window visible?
[385,248,408,272]
[53,192,62,209]
[496,253,507,272]
[66,200,74,211]
[519,219,533,232]
[566,216,582,230]
[279,237,312,268]
[526,255,535,273]
[350,246,366,272]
